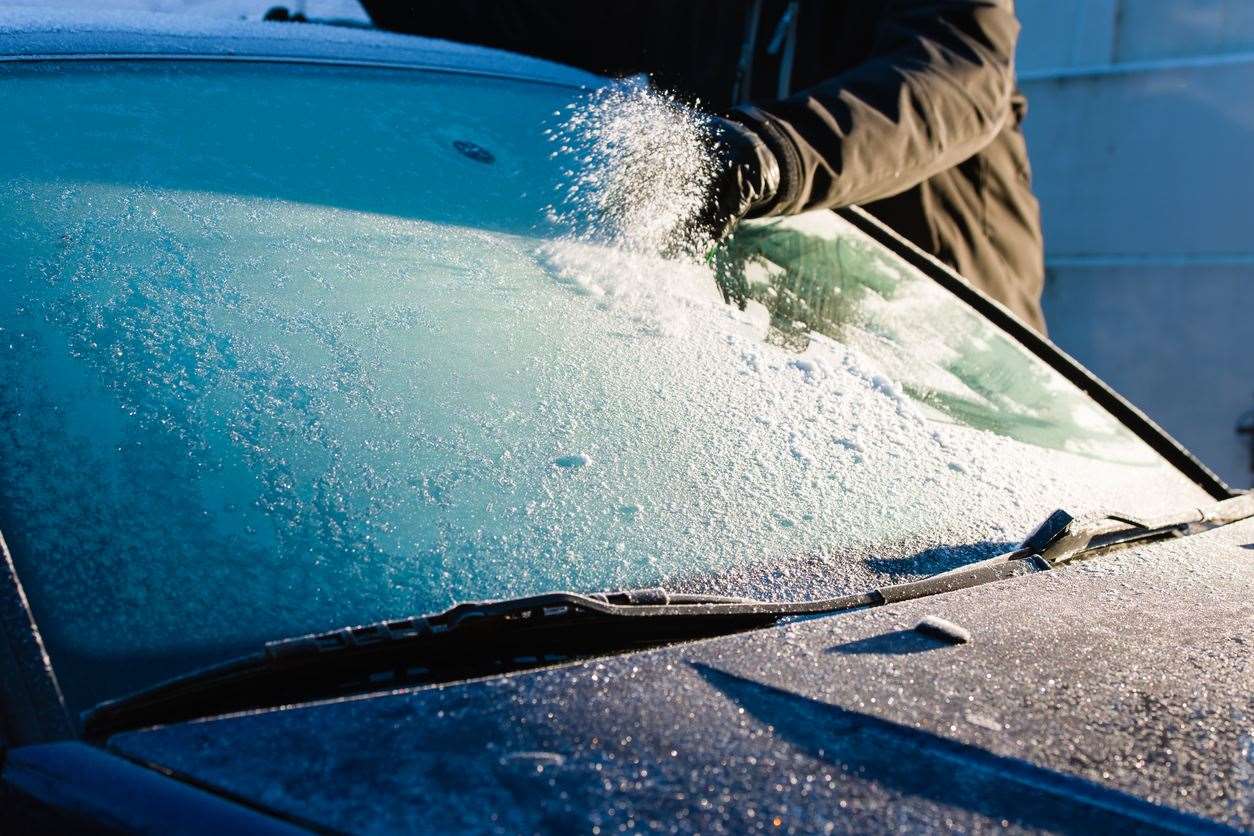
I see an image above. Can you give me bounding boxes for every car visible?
[1,10,1251,835]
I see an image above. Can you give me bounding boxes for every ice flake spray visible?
[544,82,721,258]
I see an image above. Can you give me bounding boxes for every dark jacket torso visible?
[363,0,1046,332]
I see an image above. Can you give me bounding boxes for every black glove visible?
[696,116,781,245]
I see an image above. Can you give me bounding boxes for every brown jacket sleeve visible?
[735,0,1020,215]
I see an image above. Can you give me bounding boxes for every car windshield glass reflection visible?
[0,61,1209,716]
[714,215,1145,462]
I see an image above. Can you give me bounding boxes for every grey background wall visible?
[1015,0,1254,487]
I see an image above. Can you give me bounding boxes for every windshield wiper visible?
[82,494,1252,740]
[83,588,809,739]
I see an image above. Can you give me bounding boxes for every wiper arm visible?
[1023,492,1252,567]
[83,494,1253,739]
[912,492,1253,584]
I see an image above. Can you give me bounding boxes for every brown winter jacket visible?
[363,0,1047,332]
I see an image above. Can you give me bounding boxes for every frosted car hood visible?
[108,517,1254,834]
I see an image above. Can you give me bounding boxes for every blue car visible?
[1,11,1251,835]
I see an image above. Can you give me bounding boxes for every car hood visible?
[102,515,1254,833]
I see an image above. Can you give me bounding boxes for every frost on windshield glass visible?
[0,62,1208,712]
[713,212,1152,463]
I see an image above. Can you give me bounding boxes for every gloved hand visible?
[695,116,782,245]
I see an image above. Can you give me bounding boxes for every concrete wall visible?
[1015,0,1254,487]
[1017,0,1254,67]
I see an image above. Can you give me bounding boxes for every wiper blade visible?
[83,494,1253,739]
[75,564,1038,738]
[83,588,810,739]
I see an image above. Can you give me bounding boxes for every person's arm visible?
[733,0,1020,215]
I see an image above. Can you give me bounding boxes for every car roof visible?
[0,7,604,89]
[106,515,1254,833]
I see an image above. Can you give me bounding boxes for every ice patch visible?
[964,712,1004,732]
[553,453,592,470]
[787,431,817,467]
[870,374,911,411]
[534,239,741,340]
[786,356,827,384]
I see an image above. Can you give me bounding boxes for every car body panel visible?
[1,741,308,834]
[107,517,1254,834]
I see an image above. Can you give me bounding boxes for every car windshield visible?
[0,60,1209,716]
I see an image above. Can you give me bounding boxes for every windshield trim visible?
[835,206,1234,501]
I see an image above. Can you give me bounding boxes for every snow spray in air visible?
[544,83,720,258]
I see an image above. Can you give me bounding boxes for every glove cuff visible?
[728,105,803,217]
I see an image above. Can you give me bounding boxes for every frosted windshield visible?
[0,62,1208,714]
